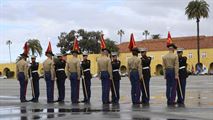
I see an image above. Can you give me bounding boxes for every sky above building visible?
[0,0,212,63]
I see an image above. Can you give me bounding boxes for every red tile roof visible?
[118,36,213,53]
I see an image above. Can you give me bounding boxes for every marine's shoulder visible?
[147,56,152,59]
[97,56,102,61]
[162,54,168,59]
[22,59,27,64]
[127,56,133,61]
[77,58,81,62]
[67,59,73,63]
[106,57,111,61]
[182,56,187,59]
[136,57,141,61]
[16,60,21,65]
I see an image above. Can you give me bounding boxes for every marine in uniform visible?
[162,43,179,106]
[16,53,29,102]
[111,52,121,104]
[127,47,143,104]
[29,55,40,102]
[66,50,81,104]
[97,48,113,104]
[55,53,67,103]
[139,48,151,104]
[43,48,55,103]
[81,51,92,103]
[176,48,188,105]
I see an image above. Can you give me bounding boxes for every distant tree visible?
[105,38,119,52]
[57,32,73,54]
[6,40,12,63]
[57,29,119,54]
[185,0,209,63]
[151,34,161,39]
[27,39,43,56]
[142,30,150,40]
[78,29,102,53]
[117,29,125,44]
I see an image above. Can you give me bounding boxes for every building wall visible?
[0,63,16,77]
[0,48,212,79]
[119,48,213,75]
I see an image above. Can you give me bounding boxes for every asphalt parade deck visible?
[0,76,213,120]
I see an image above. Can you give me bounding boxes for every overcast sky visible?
[0,0,212,63]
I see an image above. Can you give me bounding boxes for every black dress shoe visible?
[32,99,38,103]
[81,100,86,103]
[177,103,185,107]
[112,101,119,105]
[21,99,29,103]
[58,100,64,104]
[142,102,150,105]
[47,101,54,103]
[56,100,63,102]
[84,100,90,104]
[103,102,111,104]
[167,102,177,107]
[133,102,141,105]
[177,101,184,104]
[72,101,80,104]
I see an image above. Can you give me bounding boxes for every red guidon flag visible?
[46,41,53,53]
[73,37,80,51]
[100,34,106,49]
[23,42,29,55]
[128,33,137,50]
[167,31,172,45]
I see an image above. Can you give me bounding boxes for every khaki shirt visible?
[43,58,55,80]
[97,55,112,80]
[162,51,179,77]
[16,59,29,80]
[127,56,143,80]
[66,57,81,80]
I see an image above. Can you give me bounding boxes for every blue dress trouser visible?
[165,68,177,104]
[56,78,65,101]
[82,72,91,102]
[111,79,120,103]
[130,70,141,104]
[18,72,28,101]
[44,72,54,102]
[141,77,150,103]
[70,73,80,103]
[32,72,40,100]
[100,71,111,104]
[56,72,66,101]
[177,78,186,104]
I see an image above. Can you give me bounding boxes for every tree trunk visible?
[120,35,122,44]
[9,44,11,63]
[196,18,200,64]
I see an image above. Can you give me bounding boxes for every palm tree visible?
[117,29,125,44]
[142,30,150,40]
[185,0,209,63]
[6,40,12,63]
[27,39,43,56]
[151,34,161,39]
